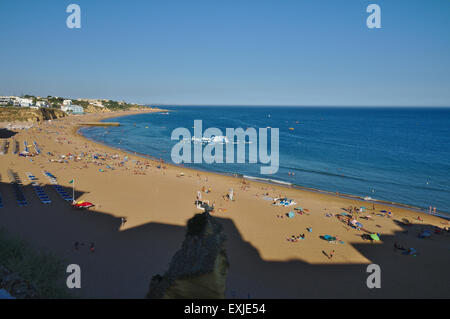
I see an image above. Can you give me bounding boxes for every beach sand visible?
[0,110,449,298]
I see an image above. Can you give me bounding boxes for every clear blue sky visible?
[1,0,449,106]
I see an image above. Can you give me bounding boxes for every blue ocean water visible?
[80,106,450,215]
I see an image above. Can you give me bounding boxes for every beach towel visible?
[418,230,431,238]
[323,235,337,242]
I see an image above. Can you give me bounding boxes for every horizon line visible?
[144,104,450,108]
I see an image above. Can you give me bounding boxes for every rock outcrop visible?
[84,104,112,113]
[0,265,38,299]
[0,107,66,123]
[147,212,229,299]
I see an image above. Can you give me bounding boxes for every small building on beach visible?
[62,104,84,114]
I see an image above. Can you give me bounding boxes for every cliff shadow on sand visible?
[0,181,449,299]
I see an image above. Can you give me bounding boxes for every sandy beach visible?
[0,110,449,298]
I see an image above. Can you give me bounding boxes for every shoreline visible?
[75,111,450,219]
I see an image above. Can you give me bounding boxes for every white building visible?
[36,101,49,108]
[0,96,14,106]
[63,99,72,106]
[78,98,105,107]
[62,104,84,114]
[14,98,33,107]
[70,105,84,114]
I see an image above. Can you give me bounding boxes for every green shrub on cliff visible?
[0,229,72,298]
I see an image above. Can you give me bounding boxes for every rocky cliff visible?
[0,265,38,299]
[147,212,229,299]
[0,107,67,123]
[84,104,112,113]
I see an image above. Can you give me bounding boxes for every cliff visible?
[0,265,38,299]
[0,107,67,123]
[84,104,112,113]
[146,212,229,299]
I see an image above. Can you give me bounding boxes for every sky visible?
[1,0,449,106]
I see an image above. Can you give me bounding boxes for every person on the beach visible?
[329,250,335,260]
[90,242,95,253]
[74,241,79,250]
[121,217,127,228]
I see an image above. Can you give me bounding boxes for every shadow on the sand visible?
[0,129,18,139]
[0,180,449,299]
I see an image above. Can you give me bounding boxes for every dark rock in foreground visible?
[0,265,38,299]
[147,212,229,299]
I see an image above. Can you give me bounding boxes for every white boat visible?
[191,136,229,144]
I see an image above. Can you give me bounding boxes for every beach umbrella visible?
[356,222,363,228]
[74,201,94,208]
[370,234,380,241]
[287,211,295,219]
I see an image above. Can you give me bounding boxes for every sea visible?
[79,106,450,216]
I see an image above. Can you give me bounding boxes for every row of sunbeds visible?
[0,140,38,156]
[1,170,72,207]
[0,140,9,155]
[43,171,73,202]
[26,172,51,204]
[7,170,28,207]
[0,174,3,208]
[33,141,41,154]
